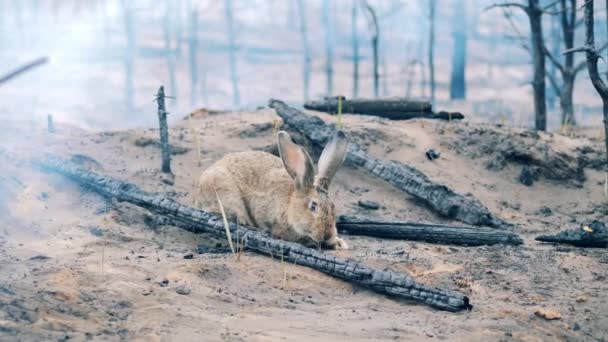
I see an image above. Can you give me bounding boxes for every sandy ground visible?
[1,109,607,341]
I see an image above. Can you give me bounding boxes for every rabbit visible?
[194,130,349,249]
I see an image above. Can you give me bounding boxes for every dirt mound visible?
[437,123,602,187]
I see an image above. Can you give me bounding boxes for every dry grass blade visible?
[215,190,235,254]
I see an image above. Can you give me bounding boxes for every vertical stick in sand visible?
[156,86,172,174]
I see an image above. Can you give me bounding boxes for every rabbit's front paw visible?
[334,237,349,250]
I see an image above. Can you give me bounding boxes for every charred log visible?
[304,97,433,116]
[269,99,505,228]
[536,221,607,248]
[337,216,522,246]
[35,154,472,312]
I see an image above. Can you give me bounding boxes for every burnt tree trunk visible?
[156,86,172,174]
[188,9,199,106]
[337,216,522,246]
[362,1,379,97]
[269,99,505,227]
[352,0,360,98]
[297,0,311,102]
[322,0,334,96]
[163,1,177,105]
[35,155,472,312]
[225,0,240,107]
[428,0,436,104]
[449,0,467,100]
[528,0,547,131]
[122,0,135,114]
[580,0,608,178]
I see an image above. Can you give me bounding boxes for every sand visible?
[1,109,607,341]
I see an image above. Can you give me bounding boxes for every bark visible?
[536,221,607,248]
[449,0,467,100]
[156,86,172,174]
[225,0,240,107]
[428,0,436,104]
[35,155,472,312]
[352,0,359,98]
[337,216,522,246]
[528,0,546,131]
[0,57,48,85]
[297,0,311,102]
[304,97,432,114]
[322,0,333,96]
[269,99,505,228]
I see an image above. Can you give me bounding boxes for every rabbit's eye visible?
[309,201,318,213]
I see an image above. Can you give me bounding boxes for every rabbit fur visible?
[195,130,349,249]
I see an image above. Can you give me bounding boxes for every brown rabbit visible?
[195,130,349,249]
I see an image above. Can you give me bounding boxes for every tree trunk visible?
[297,0,310,102]
[428,0,436,104]
[36,155,472,312]
[372,35,379,97]
[547,14,559,110]
[560,74,576,125]
[449,0,467,100]
[337,216,522,246]
[188,10,198,106]
[352,0,359,98]
[580,0,608,173]
[528,0,547,131]
[269,99,505,228]
[225,0,240,107]
[163,1,177,105]
[322,0,333,96]
[122,0,135,114]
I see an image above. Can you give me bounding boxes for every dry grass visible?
[215,190,235,254]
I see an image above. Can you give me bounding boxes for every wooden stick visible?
[155,86,172,174]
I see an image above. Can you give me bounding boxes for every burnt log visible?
[536,221,607,248]
[305,97,432,113]
[35,154,472,312]
[327,110,463,121]
[337,216,522,246]
[269,99,505,228]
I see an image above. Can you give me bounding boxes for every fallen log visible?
[304,97,433,114]
[535,221,607,248]
[35,154,472,312]
[322,110,463,121]
[269,99,505,228]
[337,216,522,246]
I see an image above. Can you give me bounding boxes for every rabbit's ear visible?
[277,131,315,191]
[316,130,348,190]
